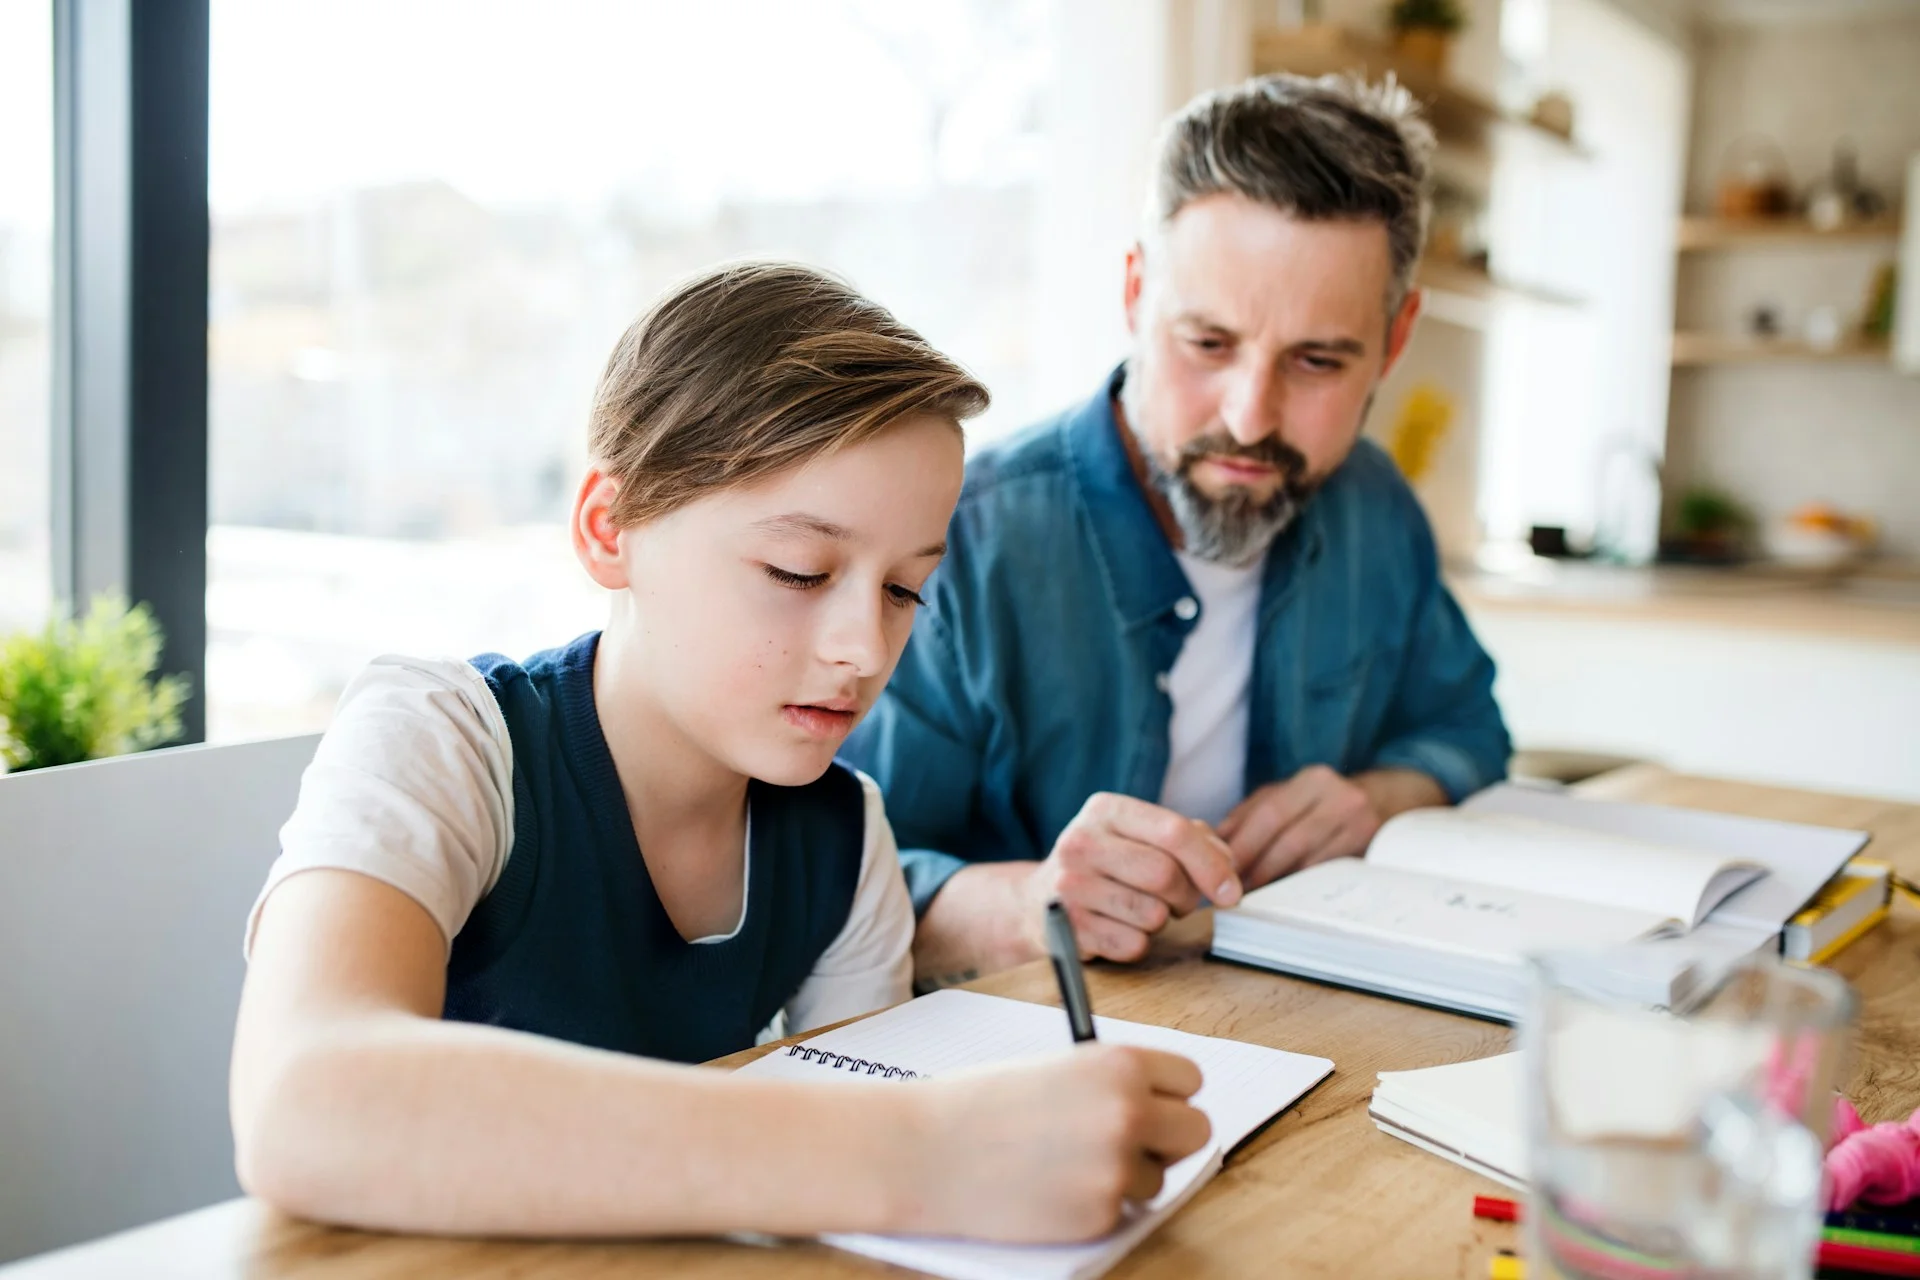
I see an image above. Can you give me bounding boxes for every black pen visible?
[1045,900,1098,1042]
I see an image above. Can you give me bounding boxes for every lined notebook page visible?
[733,989,1333,1280]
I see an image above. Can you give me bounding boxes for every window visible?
[207,0,1054,740]
[0,0,54,632]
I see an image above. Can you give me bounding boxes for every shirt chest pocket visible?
[1296,643,1403,769]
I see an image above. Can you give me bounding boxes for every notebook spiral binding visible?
[784,1044,919,1079]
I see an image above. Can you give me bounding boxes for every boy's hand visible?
[903,1045,1211,1243]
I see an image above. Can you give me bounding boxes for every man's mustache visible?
[1172,431,1309,483]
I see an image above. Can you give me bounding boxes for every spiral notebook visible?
[733,989,1334,1280]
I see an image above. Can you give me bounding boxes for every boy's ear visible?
[572,468,630,591]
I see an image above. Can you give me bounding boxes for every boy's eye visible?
[764,565,829,590]
[1300,355,1345,373]
[885,583,927,609]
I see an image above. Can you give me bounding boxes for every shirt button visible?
[1155,671,1171,693]
[1173,596,1199,621]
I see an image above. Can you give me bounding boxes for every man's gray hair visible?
[1147,73,1437,308]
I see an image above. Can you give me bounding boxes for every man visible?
[842,73,1511,982]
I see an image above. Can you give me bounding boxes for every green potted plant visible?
[1388,0,1466,74]
[0,595,189,774]
[1665,485,1755,565]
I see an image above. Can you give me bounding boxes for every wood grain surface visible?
[8,770,1917,1279]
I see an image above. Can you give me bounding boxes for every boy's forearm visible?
[237,1012,924,1238]
[911,861,1043,986]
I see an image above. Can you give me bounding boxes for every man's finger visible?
[1247,805,1345,886]
[1072,910,1152,963]
[1088,835,1205,916]
[1223,780,1323,868]
[1062,865,1172,933]
[1094,795,1242,907]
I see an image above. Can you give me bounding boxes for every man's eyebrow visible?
[1170,313,1368,356]
[752,513,946,559]
[1296,337,1368,356]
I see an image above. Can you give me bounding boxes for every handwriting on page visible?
[1310,870,1523,927]
[1265,859,1664,959]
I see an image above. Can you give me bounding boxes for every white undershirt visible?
[244,655,913,1035]
[1158,552,1265,828]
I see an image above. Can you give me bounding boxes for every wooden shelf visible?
[1670,332,1892,366]
[1420,259,1583,309]
[1253,24,1589,158]
[1677,216,1903,250]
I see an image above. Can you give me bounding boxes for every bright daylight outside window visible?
[207,0,1053,741]
[0,0,54,633]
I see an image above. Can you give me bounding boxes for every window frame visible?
[51,0,210,741]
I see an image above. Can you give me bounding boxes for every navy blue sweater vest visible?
[443,632,867,1063]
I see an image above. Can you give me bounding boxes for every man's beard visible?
[1136,427,1320,569]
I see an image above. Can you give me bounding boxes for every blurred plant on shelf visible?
[1387,0,1464,72]
[0,596,188,774]
[1863,263,1897,340]
[1664,485,1755,565]
[1388,0,1465,33]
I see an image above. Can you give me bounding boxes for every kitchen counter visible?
[1449,561,1920,648]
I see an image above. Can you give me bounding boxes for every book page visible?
[1368,809,1765,927]
[1461,784,1867,930]
[1233,857,1676,963]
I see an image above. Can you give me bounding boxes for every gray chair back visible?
[0,734,319,1264]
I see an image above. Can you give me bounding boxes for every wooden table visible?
[9,771,1919,1279]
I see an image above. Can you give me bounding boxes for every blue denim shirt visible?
[842,369,1511,913]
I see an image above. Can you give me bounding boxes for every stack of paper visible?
[1369,1053,1526,1189]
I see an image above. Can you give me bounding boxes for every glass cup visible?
[1524,951,1855,1280]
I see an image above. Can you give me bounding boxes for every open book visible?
[1211,787,1818,1020]
[733,988,1333,1280]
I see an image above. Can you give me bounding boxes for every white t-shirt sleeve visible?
[243,654,515,958]
[782,771,915,1033]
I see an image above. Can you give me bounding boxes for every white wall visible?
[1468,606,1920,801]
[1479,0,1691,559]
[0,735,317,1264]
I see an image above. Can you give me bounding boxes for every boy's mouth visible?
[781,700,859,739]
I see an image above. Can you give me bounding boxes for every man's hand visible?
[1218,766,1446,889]
[1026,792,1244,963]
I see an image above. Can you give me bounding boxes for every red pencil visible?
[1819,1239,1920,1277]
[1474,1195,1521,1223]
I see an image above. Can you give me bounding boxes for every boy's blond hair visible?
[589,261,989,527]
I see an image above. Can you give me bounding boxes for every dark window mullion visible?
[52,0,210,742]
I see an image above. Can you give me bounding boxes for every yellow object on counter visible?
[1386,382,1455,484]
